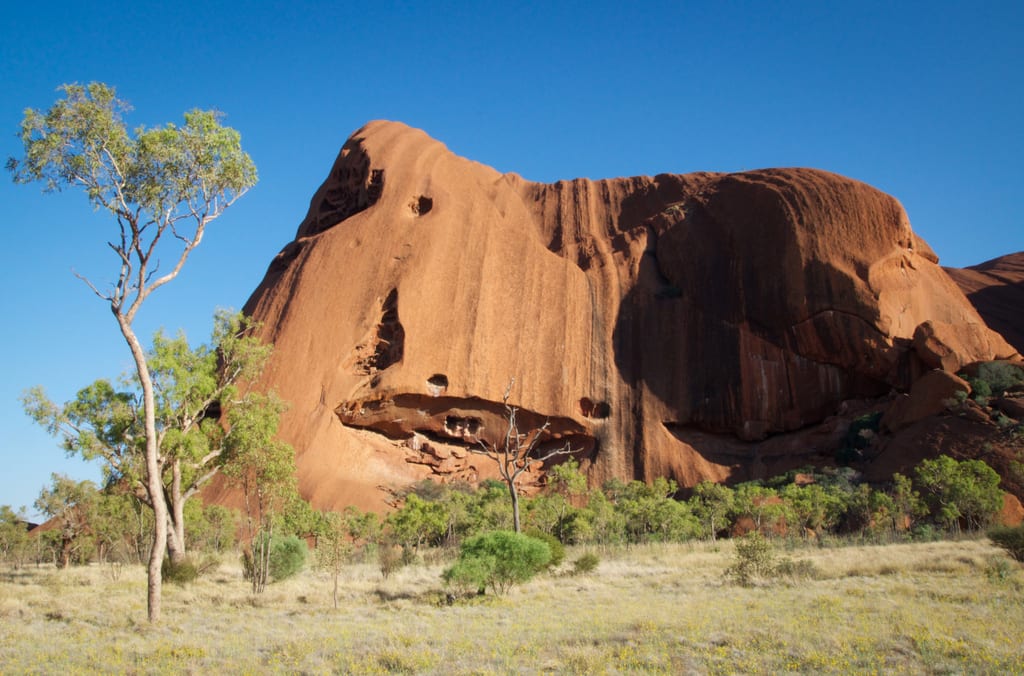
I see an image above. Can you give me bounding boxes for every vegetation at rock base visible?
[7,453,1010,578]
[961,361,1024,403]
[0,448,1021,671]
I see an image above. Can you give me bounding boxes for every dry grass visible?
[1,539,1022,674]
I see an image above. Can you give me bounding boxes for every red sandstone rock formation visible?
[215,121,1017,511]
[946,252,1024,354]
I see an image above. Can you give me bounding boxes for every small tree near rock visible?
[468,380,578,533]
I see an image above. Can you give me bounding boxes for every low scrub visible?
[443,530,551,595]
[571,552,600,575]
[161,557,199,585]
[725,532,778,586]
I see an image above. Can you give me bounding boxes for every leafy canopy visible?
[7,82,257,318]
[22,311,273,499]
[442,530,552,595]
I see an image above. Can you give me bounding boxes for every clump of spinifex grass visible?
[0,539,1021,673]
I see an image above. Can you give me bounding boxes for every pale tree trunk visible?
[166,460,187,563]
[117,313,167,624]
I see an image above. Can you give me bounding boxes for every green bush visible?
[526,529,565,568]
[966,361,1024,402]
[725,532,777,587]
[161,557,199,585]
[571,552,600,575]
[268,535,307,581]
[915,455,1003,532]
[243,534,307,585]
[988,524,1024,563]
[442,531,551,595]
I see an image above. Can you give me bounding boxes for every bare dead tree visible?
[468,380,577,533]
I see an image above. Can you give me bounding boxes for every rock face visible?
[226,121,1017,511]
[946,253,1024,354]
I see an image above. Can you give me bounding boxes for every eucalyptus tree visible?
[23,311,273,565]
[34,474,99,568]
[9,82,257,622]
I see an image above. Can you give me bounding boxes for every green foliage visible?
[442,531,551,595]
[725,531,778,586]
[23,311,276,557]
[386,494,449,549]
[780,483,847,534]
[963,361,1024,403]
[690,481,735,540]
[161,557,199,585]
[609,477,701,543]
[243,533,306,589]
[577,488,626,546]
[35,473,100,568]
[314,511,352,608]
[915,455,1003,532]
[730,483,792,535]
[92,491,150,563]
[463,480,514,533]
[985,554,1017,583]
[546,458,589,497]
[187,503,239,554]
[8,82,256,219]
[988,524,1024,563]
[10,81,257,623]
[842,483,895,535]
[525,529,565,568]
[220,388,299,549]
[571,552,600,576]
[268,535,307,581]
[0,505,32,566]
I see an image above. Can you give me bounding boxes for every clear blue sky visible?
[2,1,1022,517]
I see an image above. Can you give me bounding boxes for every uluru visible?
[210,120,1020,512]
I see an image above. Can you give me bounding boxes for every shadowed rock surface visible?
[205,121,1018,511]
[946,252,1024,354]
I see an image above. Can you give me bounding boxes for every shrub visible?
[965,361,1024,402]
[571,552,600,575]
[915,455,1003,532]
[268,535,307,581]
[985,555,1017,583]
[442,531,551,595]
[161,557,199,585]
[526,529,565,568]
[242,534,307,585]
[726,532,777,586]
[988,524,1024,563]
[775,557,820,580]
[378,544,406,579]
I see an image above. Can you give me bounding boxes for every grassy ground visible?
[1,539,1022,674]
